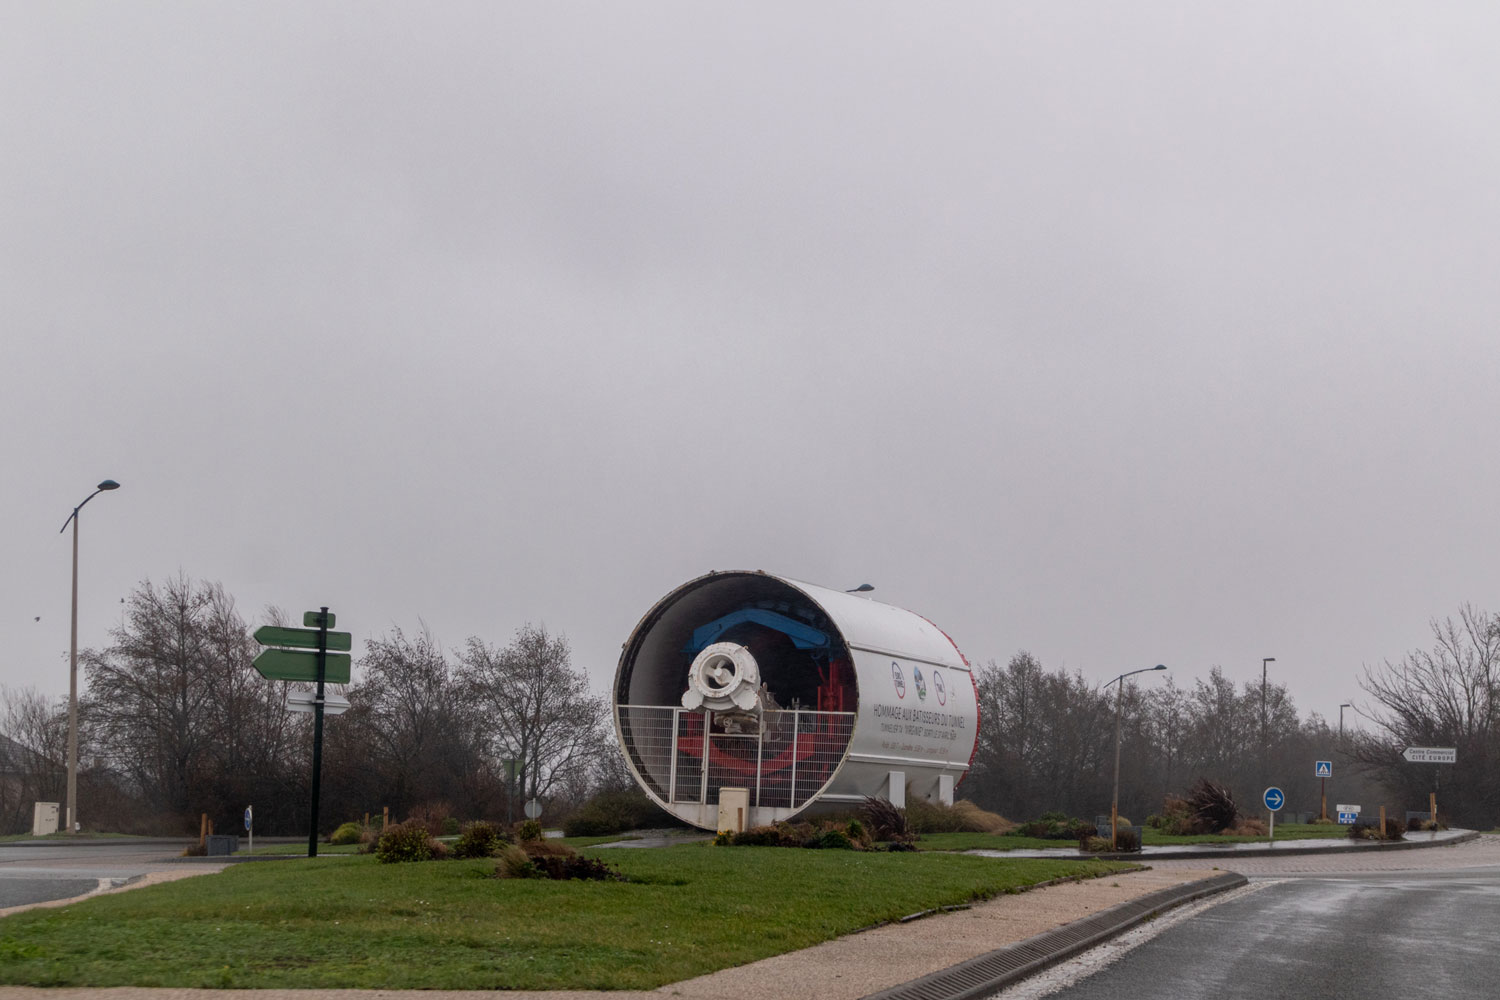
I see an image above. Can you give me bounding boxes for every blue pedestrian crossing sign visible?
[1315,760,1333,778]
[1263,786,1285,811]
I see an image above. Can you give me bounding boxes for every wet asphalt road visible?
[0,840,196,910]
[1015,867,1500,999]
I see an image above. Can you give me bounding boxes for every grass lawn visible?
[0,845,1131,990]
[918,822,1349,853]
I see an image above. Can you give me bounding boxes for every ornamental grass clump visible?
[1349,818,1405,841]
[1185,778,1238,833]
[860,796,916,846]
[906,798,1012,834]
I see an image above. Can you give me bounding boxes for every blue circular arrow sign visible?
[1263,786,1285,812]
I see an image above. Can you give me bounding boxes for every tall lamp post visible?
[1339,702,1352,740]
[1108,664,1167,849]
[1261,657,1275,788]
[60,479,121,834]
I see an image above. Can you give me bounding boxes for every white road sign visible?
[1314,760,1332,778]
[286,691,351,716]
[1402,746,1456,764]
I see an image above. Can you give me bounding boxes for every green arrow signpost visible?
[253,625,352,652]
[253,606,347,857]
[252,649,352,683]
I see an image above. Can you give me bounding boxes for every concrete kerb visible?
[1074,827,1478,862]
[860,872,1246,1000]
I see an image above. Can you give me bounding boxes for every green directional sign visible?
[253,625,352,651]
[252,649,351,684]
[304,610,336,628]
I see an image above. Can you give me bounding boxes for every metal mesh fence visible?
[618,705,855,810]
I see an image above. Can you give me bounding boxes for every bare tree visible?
[335,625,481,821]
[1355,604,1500,826]
[0,686,67,832]
[457,624,607,806]
[82,576,257,818]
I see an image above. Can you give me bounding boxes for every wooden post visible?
[364,812,370,829]
[1379,805,1387,838]
[382,806,389,829]
[1430,792,1438,828]
[200,813,208,847]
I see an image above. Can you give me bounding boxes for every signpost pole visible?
[307,607,329,859]
[1320,776,1326,821]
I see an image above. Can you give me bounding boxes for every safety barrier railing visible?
[617,705,856,810]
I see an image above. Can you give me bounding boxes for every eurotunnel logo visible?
[934,669,947,706]
[891,661,906,698]
[913,665,927,701]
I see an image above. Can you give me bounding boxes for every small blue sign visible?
[1263,786,1285,811]
[1315,760,1333,778]
[244,806,253,831]
[1337,811,1358,824]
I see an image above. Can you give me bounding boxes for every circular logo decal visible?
[912,665,927,702]
[891,661,906,698]
[934,669,947,706]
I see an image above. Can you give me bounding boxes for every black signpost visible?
[253,607,347,858]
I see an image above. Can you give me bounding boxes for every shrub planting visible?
[515,818,544,843]
[715,819,874,850]
[492,841,623,881]
[561,787,677,837]
[453,820,511,859]
[375,820,440,863]
[406,802,455,836]
[329,821,364,845]
[1079,825,1140,852]
[1008,812,1096,841]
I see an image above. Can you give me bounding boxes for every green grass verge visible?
[0,845,1130,990]
[919,822,1350,852]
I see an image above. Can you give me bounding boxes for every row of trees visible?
[964,604,1500,829]
[0,576,616,836]
[963,655,1382,824]
[5,574,1496,834]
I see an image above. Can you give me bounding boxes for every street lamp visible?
[1339,702,1352,740]
[1107,664,1167,850]
[59,479,120,834]
[1261,657,1275,788]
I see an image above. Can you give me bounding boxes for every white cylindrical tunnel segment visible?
[613,571,979,831]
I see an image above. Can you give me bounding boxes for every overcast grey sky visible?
[6,3,1498,731]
